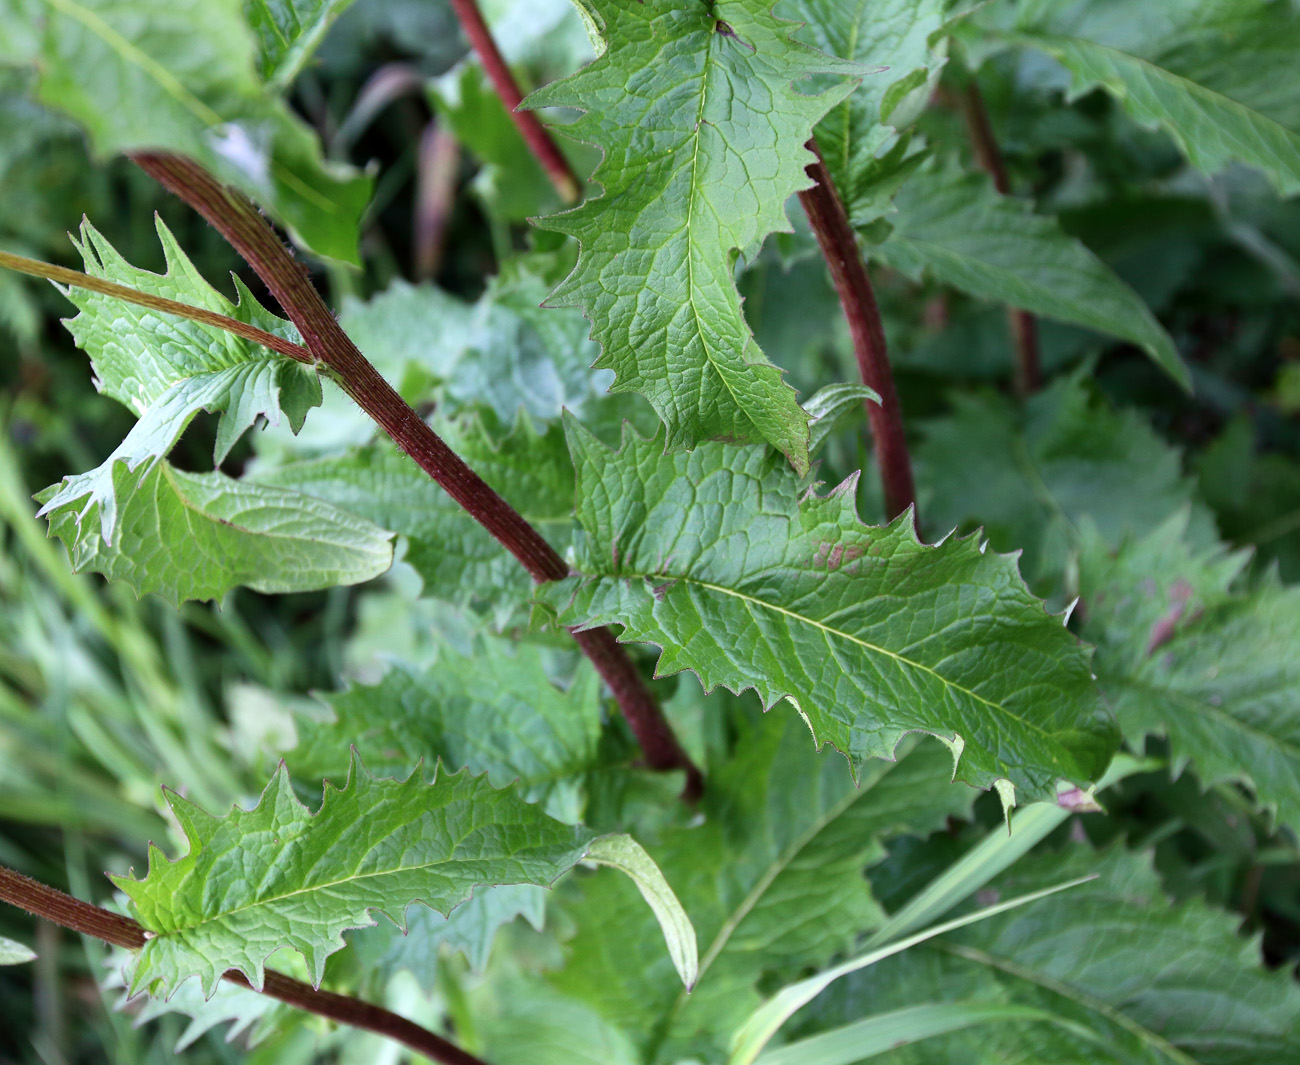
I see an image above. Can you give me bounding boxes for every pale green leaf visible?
[543,418,1116,803]
[349,884,545,980]
[6,0,370,260]
[983,0,1300,196]
[253,413,575,619]
[0,935,36,965]
[587,834,698,991]
[870,168,1188,387]
[244,0,357,86]
[37,459,394,605]
[290,633,604,822]
[1079,514,1300,832]
[790,0,952,222]
[116,757,599,996]
[526,0,864,472]
[795,845,1300,1064]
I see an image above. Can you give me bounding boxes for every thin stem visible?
[0,865,489,1065]
[957,81,1042,396]
[131,151,702,799]
[797,138,917,523]
[0,249,313,365]
[446,0,581,204]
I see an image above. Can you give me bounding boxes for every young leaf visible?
[543,419,1116,803]
[525,0,863,472]
[793,845,1300,1064]
[290,634,604,822]
[0,935,36,965]
[1080,515,1300,833]
[116,757,599,997]
[869,169,1189,388]
[548,712,977,1059]
[978,0,1300,196]
[6,0,371,261]
[32,220,392,602]
[789,0,952,222]
[38,461,394,605]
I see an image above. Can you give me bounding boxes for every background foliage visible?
[1,0,1299,1062]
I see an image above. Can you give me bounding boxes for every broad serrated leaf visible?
[32,220,391,602]
[542,418,1115,802]
[244,0,357,87]
[794,845,1300,1064]
[978,0,1300,197]
[549,711,976,1060]
[526,0,864,472]
[869,168,1188,386]
[917,376,1219,588]
[115,757,599,996]
[5,0,370,260]
[290,634,604,822]
[791,0,951,223]
[37,459,394,605]
[252,412,575,619]
[1079,514,1300,833]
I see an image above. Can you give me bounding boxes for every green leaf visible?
[805,383,879,454]
[729,876,1093,1065]
[525,0,863,472]
[1080,513,1300,833]
[548,711,978,1059]
[586,834,698,992]
[982,0,1300,196]
[794,845,1300,1064]
[37,460,394,605]
[31,220,391,603]
[6,0,370,261]
[244,0,357,87]
[252,412,575,618]
[116,757,599,996]
[790,0,951,223]
[349,884,545,980]
[754,1003,1064,1065]
[917,376,1219,588]
[869,168,1188,388]
[290,633,604,822]
[543,418,1116,803]
[0,935,36,965]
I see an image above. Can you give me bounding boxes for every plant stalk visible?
[0,865,489,1065]
[131,151,702,800]
[446,0,581,204]
[957,81,1042,396]
[797,138,917,523]
[0,250,314,365]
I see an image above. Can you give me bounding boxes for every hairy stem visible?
[131,151,702,799]
[0,250,313,365]
[0,866,489,1065]
[957,81,1042,396]
[798,138,917,523]
[447,0,581,203]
